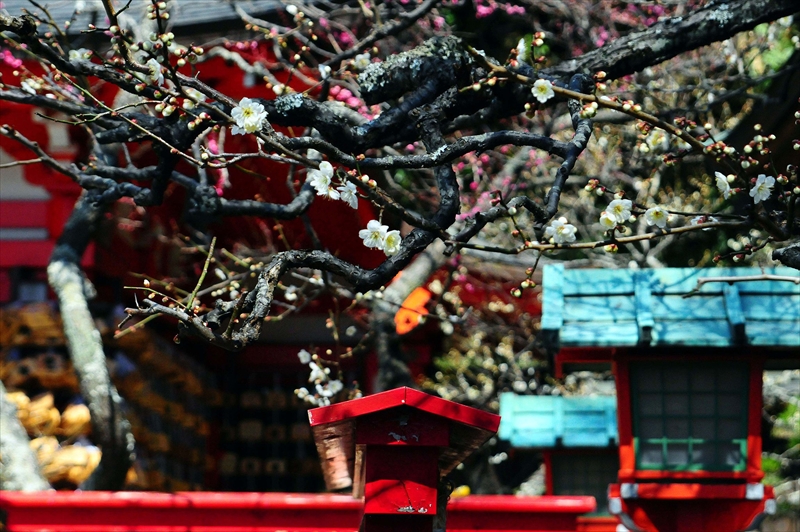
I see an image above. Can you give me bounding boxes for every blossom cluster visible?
[359,220,402,256]
[715,171,775,204]
[294,349,344,407]
[306,162,359,209]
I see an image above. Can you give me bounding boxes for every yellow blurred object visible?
[58,404,92,438]
[41,445,101,485]
[451,485,471,498]
[22,392,60,436]
[124,461,149,490]
[5,390,30,410]
[29,435,59,465]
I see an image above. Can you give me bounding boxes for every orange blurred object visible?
[394,287,431,335]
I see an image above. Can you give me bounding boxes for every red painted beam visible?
[0,492,362,532]
[0,201,49,228]
[0,241,94,268]
[0,492,598,532]
[447,496,597,532]
[0,240,54,268]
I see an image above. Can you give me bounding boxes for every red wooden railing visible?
[0,491,607,532]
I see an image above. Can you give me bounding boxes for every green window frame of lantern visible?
[630,361,749,472]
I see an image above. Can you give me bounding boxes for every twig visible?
[185,236,216,311]
[683,274,800,298]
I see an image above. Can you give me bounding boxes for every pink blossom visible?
[1,49,22,68]
[336,32,353,47]
[476,5,494,17]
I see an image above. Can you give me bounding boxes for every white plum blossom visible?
[20,79,39,95]
[544,217,577,244]
[440,320,454,335]
[328,380,344,395]
[353,52,371,70]
[297,349,312,364]
[337,182,359,209]
[383,230,402,256]
[645,206,669,228]
[516,37,530,63]
[749,174,774,204]
[231,97,268,135]
[607,199,632,223]
[599,211,617,229]
[68,48,90,61]
[308,361,327,383]
[284,285,298,301]
[531,79,555,104]
[715,171,731,199]
[307,161,339,199]
[317,380,344,398]
[286,4,298,16]
[359,220,388,249]
[146,58,164,86]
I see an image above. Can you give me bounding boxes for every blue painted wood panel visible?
[498,394,618,448]
[541,266,799,348]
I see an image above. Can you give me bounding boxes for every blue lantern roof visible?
[498,394,618,448]
[541,265,800,349]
